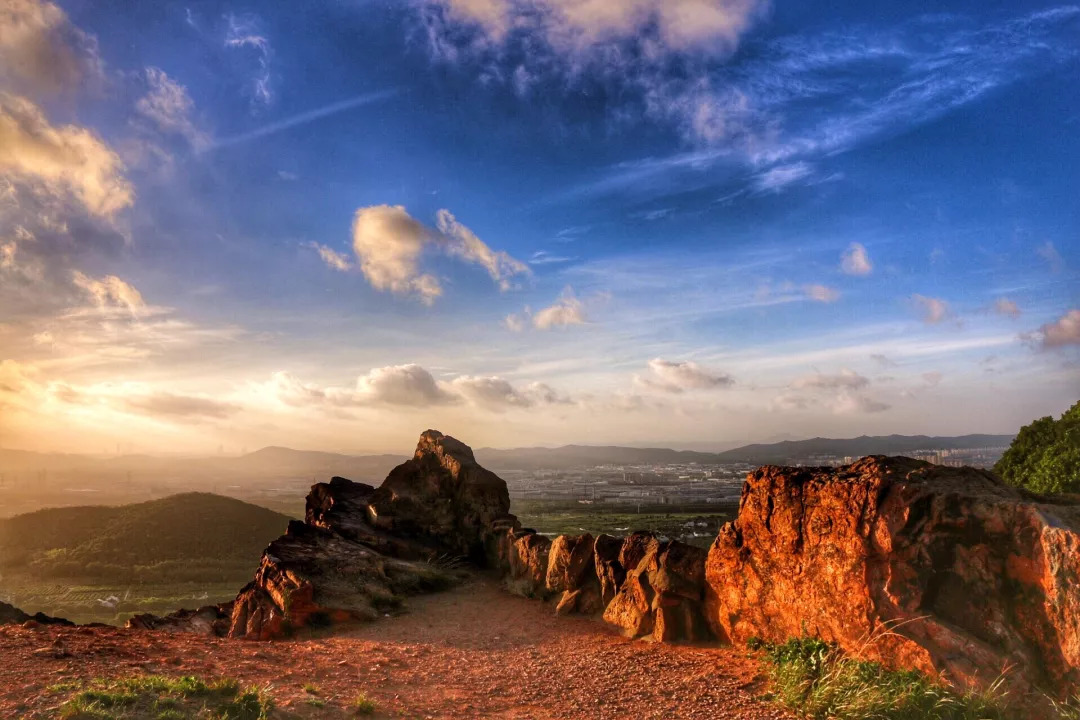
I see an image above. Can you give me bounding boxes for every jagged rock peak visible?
[414,429,477,466]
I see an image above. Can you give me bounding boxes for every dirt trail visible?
[1,575,792,719]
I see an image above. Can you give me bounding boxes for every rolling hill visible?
[0,493,289,581]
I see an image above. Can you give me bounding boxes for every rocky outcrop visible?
[603,534,710,642]
[704,455,1080,697]
[0,601,73,627]
[133,431,507,639]
[368,431,515,564]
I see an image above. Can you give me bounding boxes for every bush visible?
[756,637,1009,720]
[995,401,1080,494]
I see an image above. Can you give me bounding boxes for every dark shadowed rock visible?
[368,430,515,564]
[226,520,457,639]
[0,601,73,627]
[704,456,1080,697]
[593,534,626,606]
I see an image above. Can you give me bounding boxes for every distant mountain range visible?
[475,433,1014,469]
[1,433,1015,481]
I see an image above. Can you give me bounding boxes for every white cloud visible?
[347,205,529,303]
[351,205,443,304]
[72,271,145,313]
[840,242,872,276]
[310,242,353,272]
[1032,309,1080,350]
[355,364,458,406]
[912,294,951,324]
[448,376,567,411]
[1037,241,1064,273]
[0,0,103,96]
[0,93,134,217]
[224,14,272,106]
[921,371,943,387]
[830,391,889,415]
[804,284,839,303]
[435,209,530,290]
[504,312,527,332]
[754,162,813,193]
[992,297,1020,319]
[638,358,734,394]
[135,67,208,149]
[533,288,587,329]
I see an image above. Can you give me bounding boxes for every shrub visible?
[995,401,1080,494]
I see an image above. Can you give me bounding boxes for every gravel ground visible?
[0,575,795,719]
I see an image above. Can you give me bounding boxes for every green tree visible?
[995,400,1080,494]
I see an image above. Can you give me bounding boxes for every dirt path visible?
[1,575,793,719]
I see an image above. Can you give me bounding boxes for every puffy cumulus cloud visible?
[840,242,872,276]
[72,271,145,313]
[532,288,587,329]
[436,209,530,290]
[793,368,870,391]
[253,364,570,413]
[637,358,734,394]
[504,312,527,332]
[310,242,353,272]
[347,205,528,303]
[135,68,208,149]
[448,376,567,411]
[993,297,1021,319]
[1029,309,1080,350]
[355,364,458,407]
[0,93,134,217]
[0,0,103,96]
[424,0,768,55]
[351,205,443,304]
[804,284,839,303]
[912,294,951,325]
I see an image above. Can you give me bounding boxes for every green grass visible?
[1050,695,1080,720]
[752,637,1010,720]
[51,675,274,720]
[351,693,377,716]
[512,501,735,548]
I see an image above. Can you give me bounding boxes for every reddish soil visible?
[1,575,793,719]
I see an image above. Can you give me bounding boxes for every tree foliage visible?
[995,400,1080,494]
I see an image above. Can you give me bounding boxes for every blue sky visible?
[0,0,1077,454]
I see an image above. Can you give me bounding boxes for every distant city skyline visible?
[1,0,1078,455]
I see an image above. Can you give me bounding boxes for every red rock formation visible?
[603,534,711,642]
[593,534,626,606]
[507,530,552,598]
[704,456,1080,697]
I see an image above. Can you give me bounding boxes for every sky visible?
[0,0,1078,455]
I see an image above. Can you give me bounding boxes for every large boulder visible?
[704,456,1080,697]
[603,534,711,642]
[227,521,456,640]
[506,530,552,598]
[368,430,516,564]
[546,534,604,615]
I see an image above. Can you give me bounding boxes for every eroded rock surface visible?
[704,455,1080,697]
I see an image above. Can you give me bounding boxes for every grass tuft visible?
[352,692,377,716]
[52,674,274,720]
[756,637,1010,720]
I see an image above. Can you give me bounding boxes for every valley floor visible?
[1,575,792,719]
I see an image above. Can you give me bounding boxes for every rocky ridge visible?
[33,430,1080,702]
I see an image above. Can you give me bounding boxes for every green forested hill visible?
[0,493,289,584]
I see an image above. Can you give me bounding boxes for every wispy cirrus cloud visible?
[224,13,273,108]
[552,7,1080,198]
